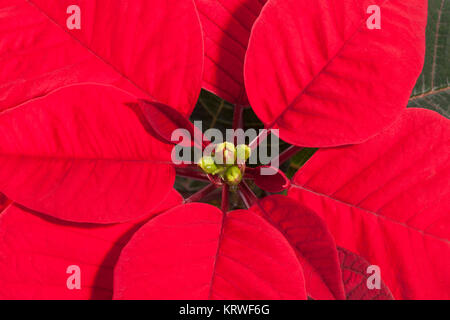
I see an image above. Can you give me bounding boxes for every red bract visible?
[0,190,182,299]
[114,203,306,299]
[0,193,10,211]
[0,0,203,115]
[289,109,450,299]
[250,195,345,300]
[139,100,208,150]
[338,247,393,300]
[0,84,176,223]
[245,0,427,147]
[199,0,427,147]
[195,0,267,105]
[0,0,448,301]
[246,167,290,193]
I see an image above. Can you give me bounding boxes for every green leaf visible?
[190,90,262,135]
[174,177,209,198]
[285,148,318,179]
[408,88,449,118]
[409,0,449,118]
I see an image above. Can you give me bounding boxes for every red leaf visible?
[114,203,307,299]
[0,0,203,115]
[0,189,182,300]
[0,84,175,223]
[138,100,208,149]
[246,166,290,193]
[0,193,11,214]
[251,195,345,300]
[289,109,450,299]
[338,247,393,300]
[245,0,427,147]
[195,0,267,105]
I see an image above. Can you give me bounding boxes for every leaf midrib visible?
[430,0,446,90]
[290,183,450,245]
[0,153,172,164]
[25,0,155,102]
[267,0,390,129]
[409,86,449,100]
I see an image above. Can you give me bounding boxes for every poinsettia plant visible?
[0,0,448,300]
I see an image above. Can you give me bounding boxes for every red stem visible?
[232,104,244,131]
[184,183,217,203]
[238,181,258,208]
[175,167,209,181]
[221,185,229,213]
[276,145,303,166]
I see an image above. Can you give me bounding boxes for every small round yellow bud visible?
[224,166,242,185]
[236,144,251,163]
[214,142,236,166]
[198,156,220,174]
